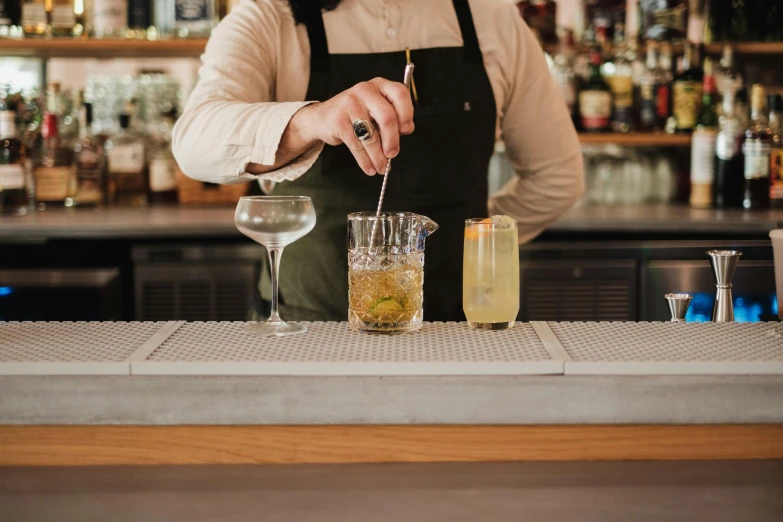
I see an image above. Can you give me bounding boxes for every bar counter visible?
[1,204,782,241]
[2,321,782,467]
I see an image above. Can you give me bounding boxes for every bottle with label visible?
[742,84,771,210]
[606,28,633,133]
[50,0,76,36]
[0,104,28,215]
[639,42,664,131]
[164,0,216,38]
[21,0,47,36]
[770,94,783,209]
[673,43,703,133]
[579,48,612,133]
[658,42,675,132]
[127,0,150,38]
[713,86,744,209]
[69,102,105,207]
[690,59,719,209]
[148,113,178,204]
[0,0,22,36]
[715,46,741,105]
[92,0,127,37]
[33,112,76,208]
[106,112,147,206]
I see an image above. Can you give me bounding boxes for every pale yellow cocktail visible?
[463,217,519,329]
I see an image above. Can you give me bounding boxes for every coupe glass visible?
[235,196,316,336]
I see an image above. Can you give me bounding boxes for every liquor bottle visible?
[163,0,216,38]
[735,88,750,130]
[690,59,718,209]
[673,43,703,134]
[606,28,633,133]
[659,42,675,133]
[715,46,741,102]
[148,113,178,204]
[21,0,46,36]
[628,37,645,130]
[516,0,557,46]
[550,29,576,123]
[50,0,76,36]
[0,104,28,215]
[742,85,771,210]
[770,94,783,209]
[106,112,147,206]
[0,0,22,36]
[127,0,150,38]
[639,42,663,131]
[69,102,105,207]
[33,112,75,208]
[92,0,127,37]
[639,0,688,41]
[713,85,744,209]
[579,48,612,133]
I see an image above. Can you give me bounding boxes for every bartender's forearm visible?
[245,105,321,175]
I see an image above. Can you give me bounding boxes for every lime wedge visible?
[368,296,404,320]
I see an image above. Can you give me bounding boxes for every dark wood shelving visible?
[0,37,207,58]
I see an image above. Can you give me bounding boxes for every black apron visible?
[260,0,496,322]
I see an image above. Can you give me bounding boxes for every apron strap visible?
[303,7,330,74]
[452,0,483,64]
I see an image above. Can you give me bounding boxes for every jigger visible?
[664,293,693,322]
[707,250,742,323]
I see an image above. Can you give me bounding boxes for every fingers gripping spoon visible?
[370,62,415,250]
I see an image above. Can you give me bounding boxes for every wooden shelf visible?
[0,37,207,58]
[578,132,692,147]
[704,42,783,55]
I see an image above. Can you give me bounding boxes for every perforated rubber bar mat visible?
[133,321,562,376]
[547,322,783,375]
[0,321,170,375]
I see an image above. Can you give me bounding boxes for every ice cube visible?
[490,215,516,229]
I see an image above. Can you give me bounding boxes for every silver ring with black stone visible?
[352,119,373,141]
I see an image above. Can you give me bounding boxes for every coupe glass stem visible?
[268,246,284,323]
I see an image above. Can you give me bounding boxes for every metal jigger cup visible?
[707,250,742,323]
[664,293,693,322]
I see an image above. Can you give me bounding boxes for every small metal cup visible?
[664,293,693,323]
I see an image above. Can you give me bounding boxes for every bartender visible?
[172,0,584,322]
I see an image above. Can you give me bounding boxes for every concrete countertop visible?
[1,321,781,426]
[0,204,780,241]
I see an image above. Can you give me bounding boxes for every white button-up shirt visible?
[172,0,584,243]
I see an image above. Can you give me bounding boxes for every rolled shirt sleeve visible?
[172,0,323,185]
[484,3,585,244]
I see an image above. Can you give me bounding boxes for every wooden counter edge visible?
[1,425,782,466]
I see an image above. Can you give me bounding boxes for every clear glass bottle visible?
[148,113,178,204]
[742,84,771,210]
[69,102,105,207]
[690,59,719,209]
[639,41,664,131]
[550,28,576,123]
[33,112,76,208]
[21,0,47,37]
[715,46,741,103]
[106,112,147,206]
[0,104,29,215]
[92,0,127,37]
[50,0,77,36]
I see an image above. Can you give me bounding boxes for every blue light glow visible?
[0,287,13,297]
[685,293,778,323]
